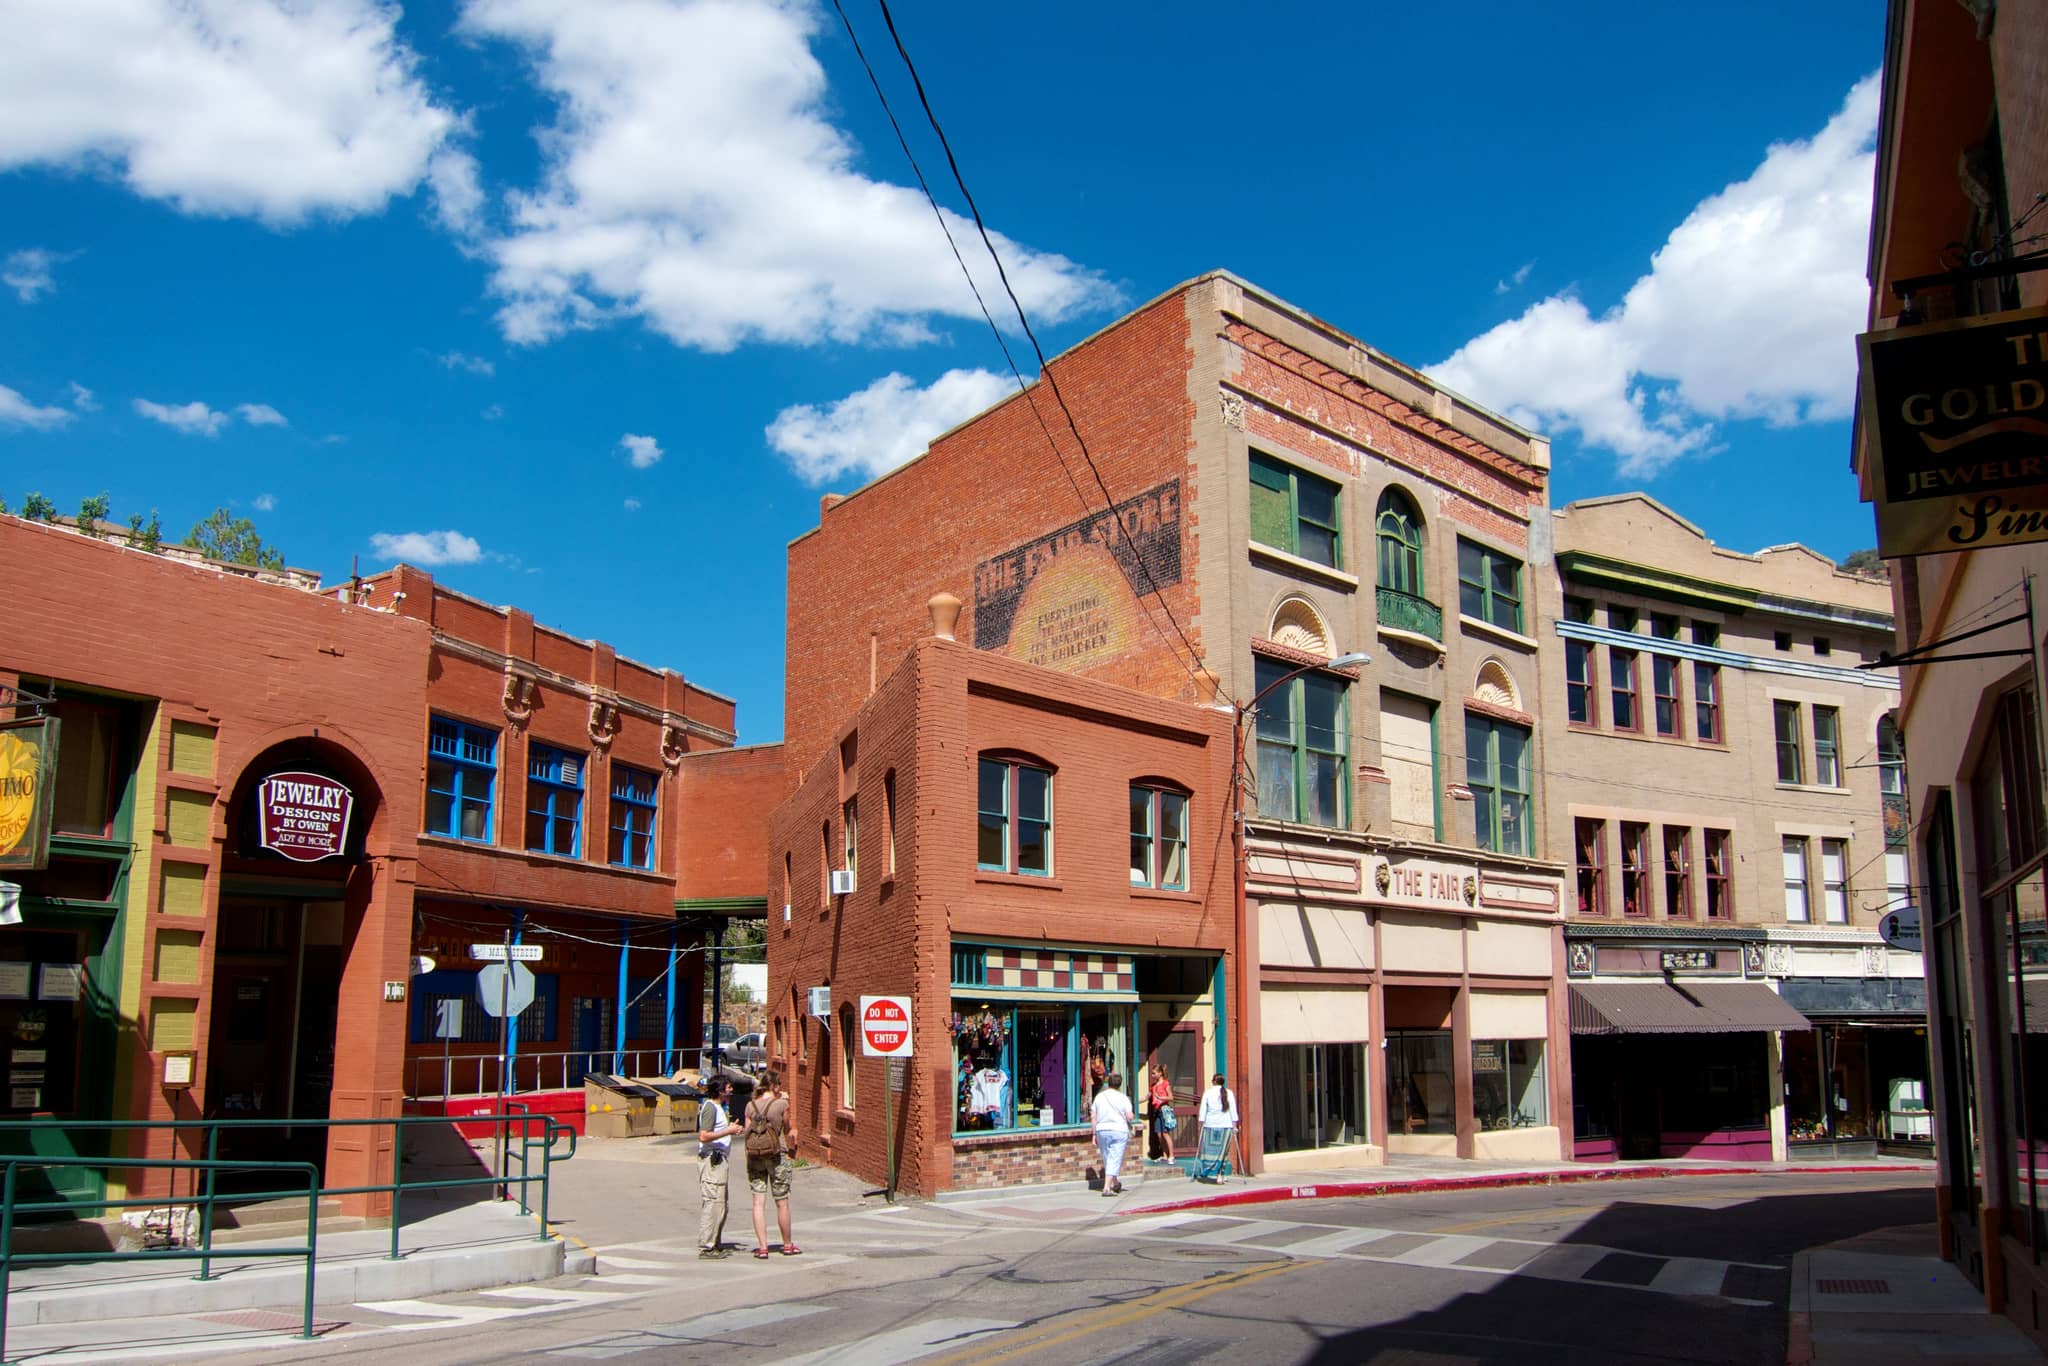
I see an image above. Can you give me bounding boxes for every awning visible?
[1778,977,1927,1018]
[1569,982,1811,1035]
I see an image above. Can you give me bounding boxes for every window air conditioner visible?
[809,986,831,1018]
[830,869,855,896]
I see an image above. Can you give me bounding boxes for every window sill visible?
[1248,541,1360,592]
[1376,624,1445,656]
[975,870,1063,892]
[1458,615,1540,651]
[1129,886,1199,903]
[1775,783,1853,797]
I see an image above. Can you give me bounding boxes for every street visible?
[194,1170,1933,1366]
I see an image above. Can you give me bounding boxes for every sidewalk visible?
[1789,1221,2040,1363]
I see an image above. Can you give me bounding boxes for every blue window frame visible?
[1130,785,1189,890]
[526,745,585,857]
[427,716,497,842]
[607,763,658,869]
[977,757,1052,876]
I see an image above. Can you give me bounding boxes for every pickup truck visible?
[730,1032,768,1070]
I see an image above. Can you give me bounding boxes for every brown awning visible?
[1569,982,1812,1035]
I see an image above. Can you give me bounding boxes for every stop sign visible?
[859,995,913,1058]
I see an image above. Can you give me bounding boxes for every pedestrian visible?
[745,1068,802,1260]
[1198,1072,1240,1179]
[1091,1069,1135,1197]
[1147,1063,1176,1161]
[696,1075,742,1259]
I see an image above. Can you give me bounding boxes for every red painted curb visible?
[1784,1311,1814,1365]
[1123,1162,1922,1217]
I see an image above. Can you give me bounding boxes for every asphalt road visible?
[213,1171,1934,1366]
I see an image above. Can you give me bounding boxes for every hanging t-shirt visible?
[969,1067,1010,1116]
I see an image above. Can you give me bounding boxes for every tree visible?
[183,507,285,569]
[1838,548,1887,579]
[126,510,164,554]
[76,492,110,538]
[21,492,57,523]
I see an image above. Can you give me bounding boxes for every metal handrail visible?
[0,1156,321,1363]
[0,1111,577,1274]
[406,1046,711,1099]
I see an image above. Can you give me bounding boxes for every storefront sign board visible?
[1879,906,1923,954]
[256,771,354,863]
[860,995,913,1058]
[1857,304,2048,558]
[0,717,59,874]
[1364,855,1479,910]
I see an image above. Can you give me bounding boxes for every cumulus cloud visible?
[134,397,229,436]
[68,381,96,411]
[0,384,72,430]
[767,368,1016,485]
[481,403,505,420]
[438,350,495,376]
[236,402,288,427]
[1493,261,1532,295]
[620,433,663,469]
[623,497,641,512]
[4,248,74,302]
[0,0,465,226]
[1430,73,1880,476]
[457,0,1117,352]
[369,529,484,565]
[254,493,277,511]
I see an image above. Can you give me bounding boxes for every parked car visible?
[731,1032,768,1070]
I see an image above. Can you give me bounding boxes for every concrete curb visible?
[1120,1163,1922,1217]
[1785,1249,1813,1365]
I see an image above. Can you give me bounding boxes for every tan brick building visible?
[778,271,1572,1180]
[1538,494,1915,1163]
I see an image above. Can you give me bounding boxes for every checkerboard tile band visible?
[983,949,1133,991]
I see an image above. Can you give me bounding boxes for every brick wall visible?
[675,743,785,902]
[769,636,1235,1196]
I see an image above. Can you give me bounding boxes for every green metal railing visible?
[1376,586,1444,643]
[0,1110,576,1363]
[0,1156,319,1364]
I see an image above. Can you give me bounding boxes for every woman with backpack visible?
[1147,1063,1177,1161]
[744,1070,801,1259]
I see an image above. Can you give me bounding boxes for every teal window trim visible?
[1129,785,1189,890]
[1253,656,1349,829]
[428,715,497,843]
[978,756,1053,876]
[1465,711,1533,857]
[1250,451,1343,570]
[1374,490,1424,597]
[1457,539,1524,633]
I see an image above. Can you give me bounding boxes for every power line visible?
[849,0,1218,701]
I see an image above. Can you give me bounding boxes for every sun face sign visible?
[0,725,50,869]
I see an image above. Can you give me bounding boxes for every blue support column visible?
[614,918,630,1074]
[664,924,679,1072]
[507,909,525,1081]
[1211,954,1228,1076]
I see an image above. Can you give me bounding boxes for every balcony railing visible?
[1377,587,1444,643]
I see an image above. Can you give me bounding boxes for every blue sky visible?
[1,1,1883,744]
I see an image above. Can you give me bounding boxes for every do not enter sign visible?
[859,995,913,1058]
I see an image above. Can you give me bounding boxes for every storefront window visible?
[953,1001,1132,1135]
[1388,1030,1455,1134]
[1472,1039,1546,1130]
[0,931,84,1115]
[1263,1043,1368,1152]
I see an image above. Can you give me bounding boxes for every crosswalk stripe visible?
[1376,1233,1498,1267]
[1648,1257,1737,1297]
[777,1316,1017,1366]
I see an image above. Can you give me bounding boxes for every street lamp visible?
[1226,648,1369,1177]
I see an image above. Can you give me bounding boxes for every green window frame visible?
[1254,655,1349,828]
[1465,712,1532,856]
[1375,489,1424,596]
[978,756,1052,876]
[1457,539,1524,632]
[1130,785,1189,890]
[1250,451,1342,569]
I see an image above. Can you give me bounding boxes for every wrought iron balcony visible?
[1376,586,1443,643]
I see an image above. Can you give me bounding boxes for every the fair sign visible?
[256,771,354,863]
[859,995,913,1058]
[1365,855,1479,909]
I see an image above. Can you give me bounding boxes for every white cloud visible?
[1493,261,1532,295]
[134,397,229,436]
[369,529,484,565]
[0,0,464,227]
[457,0,1117,352]
[623,497,641,512]
[0,384,72,430]
[438,350,495,377]
[620,432,663,469]
[236,402,288,427]
[254,493,277,511]
[481,403,505,420]
[767,368,1016,485]
[1430,74,1880,476]
[4,248,73,302]
[68,381,96,411]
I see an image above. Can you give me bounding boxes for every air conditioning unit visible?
[808,986,831,1018]
[829,869,855,896]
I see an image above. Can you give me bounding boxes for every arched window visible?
[1376,490,1424,597]
[839,1003,858,1110]
[1878,713,1905,796]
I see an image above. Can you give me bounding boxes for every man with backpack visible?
[746,1069,801,1258]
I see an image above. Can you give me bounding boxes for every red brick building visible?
[783,272,1570,1176]
[0,515,768,1210]
[770,616,1235,1195]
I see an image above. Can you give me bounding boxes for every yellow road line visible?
[925,1259,1306,1366]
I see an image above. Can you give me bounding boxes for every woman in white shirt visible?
[1089,1071,1136,1197]
[1198,1073,1240,1134]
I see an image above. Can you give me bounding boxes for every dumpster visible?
[584,1074,659,1138]
[641,1079,702,1136]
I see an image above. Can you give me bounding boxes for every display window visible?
[1263,1042,1368,1152]
[1387,1030,1455,1134]
[1472,1038,1547,1130]
[952,1000,1132,1134]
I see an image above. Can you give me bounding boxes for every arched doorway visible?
[210,737,385,1174]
